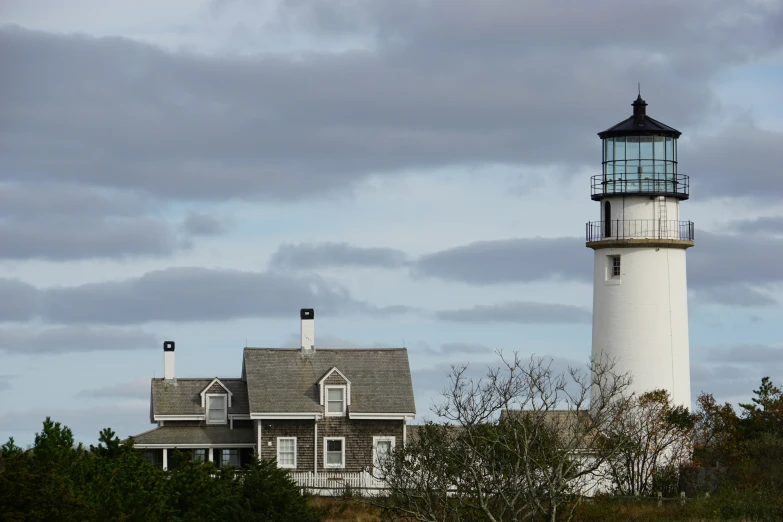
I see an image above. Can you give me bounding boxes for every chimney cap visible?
[163,341,175,352]
[300,308,314,320]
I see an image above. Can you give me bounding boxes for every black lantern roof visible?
[598,95,681,139]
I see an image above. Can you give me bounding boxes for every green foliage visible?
[0,437,23,457]
[739,376,783,440]
[239,458,321,522]
[0,419,323,522]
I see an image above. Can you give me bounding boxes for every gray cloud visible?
[0,183,185,261]
[688,126,783,200]
[0,326,156,354]
[42,268,365,324]
[436,301,591,324]
[0,279,41,321]
[412,230,783,307]
[692,344,783,402]
[0,182,184,260]
[181,212,227,237]
[422,342,494,357]
[76,378,150,399]
[0,401,150,445]
[708,344,783,365]
[415,237,588,284]
[689,231,783,289]
[269,242,409,271]
[0,183,153,219]
[0,375,13,392]
[0,216,181,260]
[2,1,781,201]
[692,285,777,307]
[0,267,398,324]
[728,216,783,235]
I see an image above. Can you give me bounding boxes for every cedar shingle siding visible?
[206,382,227,394]
[260,418,403,472]
[243,349,416,414]
[135,345,415,472]
[323,371,347,386]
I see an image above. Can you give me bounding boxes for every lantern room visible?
[592,95,688,200]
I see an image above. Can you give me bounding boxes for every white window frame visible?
[276,437,297,469]
[324,385,347,417]
[372,436,395,469]
[323,437,346,469]
[611,255,621,278]
[206,394,228,425]
[605,255,622,285]
[220,448,240,467]
[192,448,207,462]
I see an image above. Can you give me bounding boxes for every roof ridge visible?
[124,425,162,441]
[152,377,242,381]
[243,347,406,351]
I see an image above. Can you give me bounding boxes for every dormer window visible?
[325,386,346,416]
[206,394,227,424]
[318,367,351,415]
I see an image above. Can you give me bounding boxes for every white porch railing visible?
[289,471,388,496]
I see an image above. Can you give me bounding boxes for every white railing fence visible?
[289,471,388,496]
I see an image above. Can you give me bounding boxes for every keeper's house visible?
[131,309,416,478]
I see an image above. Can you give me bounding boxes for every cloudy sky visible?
[1,0,782,445]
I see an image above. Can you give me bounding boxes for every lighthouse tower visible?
[587,94,694,409]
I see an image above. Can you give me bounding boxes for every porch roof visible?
[131,426,255,446]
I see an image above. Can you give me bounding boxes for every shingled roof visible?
[598,95,681,139]
[242,348,415,415]
[132,426,254,446]
[151,378,249,419]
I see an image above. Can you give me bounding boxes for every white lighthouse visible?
[588,94,693,409]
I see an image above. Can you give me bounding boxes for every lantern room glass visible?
[602,136,677,194]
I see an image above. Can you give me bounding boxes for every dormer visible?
[318,367,351,417]
[200,378,233,425]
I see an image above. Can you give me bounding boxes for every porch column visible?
[314,422,318,475]
[208,448,214,462]
[162,448,168,470]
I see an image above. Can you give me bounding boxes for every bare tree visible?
[371,352,632,522]
[602,389,696,496]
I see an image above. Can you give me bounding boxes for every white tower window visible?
[611,256,621,278]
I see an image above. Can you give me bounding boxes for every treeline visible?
[0,420,321,522]
[688,376,783,495]
[370,355,783,522]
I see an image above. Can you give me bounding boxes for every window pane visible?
[614,137,625,161]
[222,449,239,467]
[376,440,391,462]
[193,449,206,462]
[326,452,341,465]
[327,388,343,401]
[327,439,342,452]
[665,137,673,162]
[639,136,653,160]
[279,438,295,466]
[626,137,639,161]
[653,136,664,162]
[327,401,343,413]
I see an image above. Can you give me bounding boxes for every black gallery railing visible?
[586,220,695,242]
[591,173,689,199]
